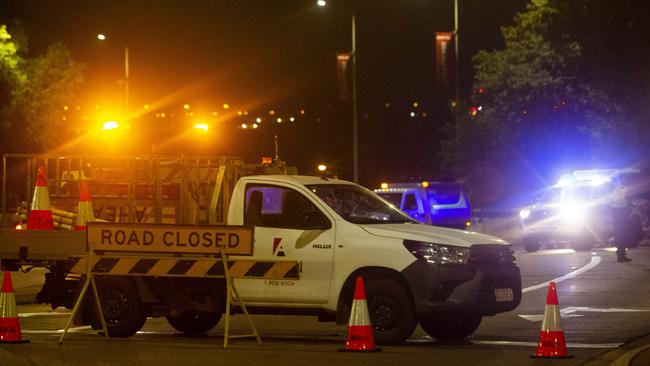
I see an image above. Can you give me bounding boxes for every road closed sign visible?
[87,223,253,255]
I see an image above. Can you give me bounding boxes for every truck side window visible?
[245,186,282,227]
[244,191,264,226]
[245,184,329,229]
[280,190,325,229]
[404,193,418,211]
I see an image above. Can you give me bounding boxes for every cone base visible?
[530,354,573,359]
[0,339,29,344]
[339,347,382,353]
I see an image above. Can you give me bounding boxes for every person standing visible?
[612,180,632,262]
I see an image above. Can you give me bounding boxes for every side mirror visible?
[300,211,332,230]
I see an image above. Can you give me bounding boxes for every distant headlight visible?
[403,240,469,265]
[519,208,531,220]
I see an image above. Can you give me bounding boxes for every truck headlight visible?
[560,201,586,225]
[403,240,469,265]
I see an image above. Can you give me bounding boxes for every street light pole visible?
[453,0,459,125]
[97,34,130,119]
[316,1,359,182]
[351,14,358,183]
[124,46,130,118]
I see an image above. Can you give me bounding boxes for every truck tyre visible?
[365,278,416,345]
[166,311,222,333]
[522,237,541,252]
[418,313,482,341]
[83,277,146,337]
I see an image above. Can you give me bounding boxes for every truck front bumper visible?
[401,260,522,317]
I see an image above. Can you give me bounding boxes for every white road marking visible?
[519,306,650,322]
[518,314,580,322]
[472,340,623,349]
[563,306,650,314]
[522,255,601,293]
[414,337,622,349]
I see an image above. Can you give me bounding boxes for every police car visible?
[374,181,472,229]
[519,169,648,252]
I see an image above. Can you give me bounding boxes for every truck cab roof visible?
[240,175,356,186]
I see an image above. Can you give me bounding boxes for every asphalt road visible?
[2,245,650,366]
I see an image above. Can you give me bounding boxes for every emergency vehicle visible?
[519,169,648,252]
[374,181,472,229]
[0,154,521,345]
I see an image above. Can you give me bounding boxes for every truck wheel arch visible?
[335,267,413,325]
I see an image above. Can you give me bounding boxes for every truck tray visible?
[0,230,87,261]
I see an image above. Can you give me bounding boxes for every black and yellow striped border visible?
[66,256,300,280]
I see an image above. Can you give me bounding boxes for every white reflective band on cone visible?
[31,187,51,209]
[0,292,17,317]
[349,299,370,326]
[76,201,95,226]
[540,304,563,332]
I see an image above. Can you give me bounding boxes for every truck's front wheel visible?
[365,278,416,345]
[419,313,482,341]
[166,311,221,333]
[522,237,541,252]
[82,277,146,337]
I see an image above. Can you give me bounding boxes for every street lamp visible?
[317,1,359,183]
[102,121,120,130]
[97,34,130,119]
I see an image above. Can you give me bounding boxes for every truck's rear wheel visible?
[82,277,146,337]
[365,278,416,345]
[419,313,482,341]
[572,233,594,251]
[166,311,221,333]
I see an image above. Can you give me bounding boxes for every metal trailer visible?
[2,154,296,228]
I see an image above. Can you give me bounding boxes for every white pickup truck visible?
[1,174,522,345]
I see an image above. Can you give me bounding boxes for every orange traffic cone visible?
[531,282,572,358]
[339,276,381,352]
[27,166,54,230]
[75,181,95,230]
[0,272,28,343]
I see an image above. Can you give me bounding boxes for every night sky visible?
[1,0,527,185]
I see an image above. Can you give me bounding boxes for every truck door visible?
[235,183,335,304]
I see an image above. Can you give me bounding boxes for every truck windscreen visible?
[308,184,417,225]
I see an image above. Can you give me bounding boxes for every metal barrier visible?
[2,153,297,229]
[58,223,299,348]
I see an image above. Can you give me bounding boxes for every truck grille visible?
[529,207,557,222]
[468,245,515,265]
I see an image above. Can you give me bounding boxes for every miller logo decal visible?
[273,237,285,257]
